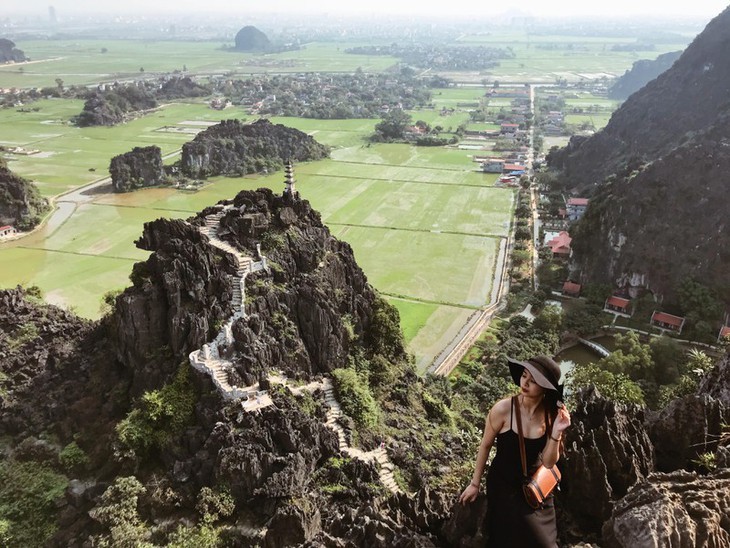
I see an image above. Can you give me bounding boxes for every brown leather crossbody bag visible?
[513,396,561,509]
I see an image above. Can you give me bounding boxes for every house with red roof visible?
[604,296,632,317]
[0,225,16,238]
[566,197,589,221]
[562,281,581,297]
[547,231,571,258]
[500,123,519,134]
[718,325,730,343]
[650,311,685,334]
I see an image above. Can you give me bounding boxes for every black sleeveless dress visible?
[485,399,558,547]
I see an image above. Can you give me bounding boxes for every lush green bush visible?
[0,460,68,547]
[116,366,197,456]
[59,441,89,473]
[566,363,644,405]
[332,368,379,427]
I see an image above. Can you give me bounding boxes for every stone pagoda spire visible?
[284,159,298,198]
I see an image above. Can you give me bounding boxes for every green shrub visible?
[332,368,378,427]
[0,460,68,547]
[59,441,89,473]
[116,366,196,456]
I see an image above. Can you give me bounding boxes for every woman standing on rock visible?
[459,355,571,547]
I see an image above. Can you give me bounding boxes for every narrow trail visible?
[187,202,406,495]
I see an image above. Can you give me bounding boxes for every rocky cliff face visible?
[0,158,49,230]
[112,217,236,395]
[549,7,730,190]
[109,146,165,193]
[607,50,682,101]
[602,469,730,548]
[569,122,730,302]
[181,119,329,178]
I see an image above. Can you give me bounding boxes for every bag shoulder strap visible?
[513,396,527,477]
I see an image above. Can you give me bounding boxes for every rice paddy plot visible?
[0,246,140,318]
[297,157,489,185]
[396,301,477,373]
[311,178,512,237]
[329,224,499,308]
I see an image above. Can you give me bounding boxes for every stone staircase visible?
[187,204,405,495]
[188,205,266,401]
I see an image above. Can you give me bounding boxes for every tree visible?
[598,331,652,380]
[567,364,644,405]
[372,110,412,141]
[649,336,683,385]
[532,304,563,334]
[563,302,605,337]
[90,476,152,547]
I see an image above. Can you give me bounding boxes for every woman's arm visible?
[541,403,571,468]
[458,399,506,505]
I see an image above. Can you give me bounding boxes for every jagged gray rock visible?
[602,469,730,548]
[561,387,655,537]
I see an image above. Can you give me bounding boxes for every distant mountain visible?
[233,25,271,52]
[608,50,682,100]
[549,6,730,304]
[0,38,27,63]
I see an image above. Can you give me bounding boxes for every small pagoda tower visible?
[283,160,298,199]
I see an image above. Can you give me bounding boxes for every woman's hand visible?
[459,483,479,505]
[552,402,571,437]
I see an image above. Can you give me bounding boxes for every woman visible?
[459,355,571,547]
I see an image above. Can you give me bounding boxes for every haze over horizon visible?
[3,0,728,20]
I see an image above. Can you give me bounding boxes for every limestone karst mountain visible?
[0,155,49,230]
[548,6,730,304]
[233,25,272,52]
[607,50,682,101]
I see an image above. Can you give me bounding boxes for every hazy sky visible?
[4,0,729,18]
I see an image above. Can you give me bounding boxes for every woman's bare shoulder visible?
[489,398,512,430]
[489,397,514,420]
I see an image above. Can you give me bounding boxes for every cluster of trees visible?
[180,119,329,178]
[370,110,452,145]
[344,44,515,71]
[229,72,432,119]
[568,331,715,408]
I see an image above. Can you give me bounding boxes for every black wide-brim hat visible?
[507,355,562,393]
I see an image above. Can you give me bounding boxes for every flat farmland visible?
[0,40,399,89]
[0,100,251,196]
[452,32,690,82]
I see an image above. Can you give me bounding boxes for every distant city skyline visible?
[3,0,729,19]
